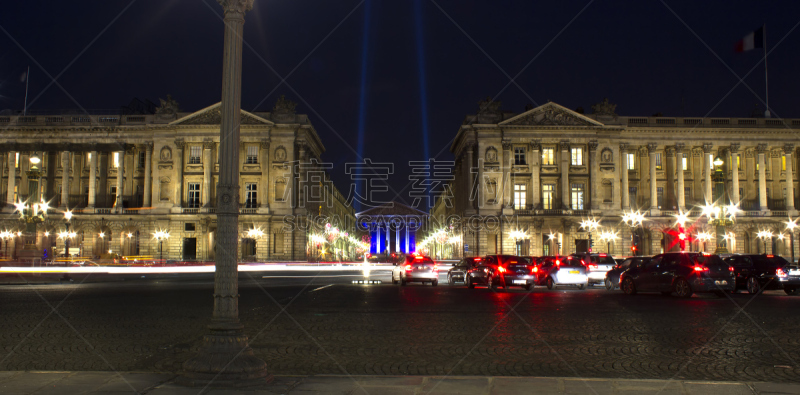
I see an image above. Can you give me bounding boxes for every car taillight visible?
[581,259,586,265]
[728,266,734,272]
[777,268,788,278]
[693,266,709,272]
[498,266,506,273]
[555,260,561,265]
[433,265,439,272]
[767,254,774,258]
[588,264,598,270]
[405,265,412,271]
[531,267,538,273]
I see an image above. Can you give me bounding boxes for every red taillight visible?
[433,265,439,272]
[767,254,774,258]
[555,260,561,265]
[694,266,709,272]
[532,267,538,273]
[729,266,734,272]
[598,254,607,257]
[405,265,412,271]
[473,257,481,261]
[498,266,506,273]
[702,252,710,256]
[580,259,586,265]
[777,268,788,277]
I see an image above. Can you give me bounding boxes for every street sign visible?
[464,244,469,251]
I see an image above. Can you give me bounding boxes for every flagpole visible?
[763,24,770,118]
[23,66,29,116]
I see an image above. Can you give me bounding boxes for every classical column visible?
[620,144,629,210]
[648,143,658,210]
[530,140,541,208]
[203,140,213,208]
[6,152,15,206]
[260,139,270,209]
[60,152,70,208]
[181,0,267,386]
[174,139,185,208]
[477,142,484,211]
[588,140,598,210]
[466,144,475,212]
[785,144,795,211]
[115,150,124,213]
[560,141,570,209]
[502,140,511,208]
[88,151,98,208]
[729,143,739,205]
[404,220,409,253]
[676,143,686,210]
[143,142,153,207]
[703,143,713,203]
[665,147,675,209]
[757,144,768,210]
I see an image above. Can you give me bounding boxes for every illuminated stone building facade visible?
[442,99,800,259]
[0,96,355,262]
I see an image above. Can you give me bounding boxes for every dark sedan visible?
[604,256,650,290]
[619,252,735,298]
[448,257,481,285]
[724,254,790,294]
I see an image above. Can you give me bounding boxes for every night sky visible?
[1,0,798,210]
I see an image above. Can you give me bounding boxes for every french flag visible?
[735,26,764,52]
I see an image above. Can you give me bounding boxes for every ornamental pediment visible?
[170,102,273,126]
[499,102,603,127]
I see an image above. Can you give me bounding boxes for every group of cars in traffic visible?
[390,251,800,298]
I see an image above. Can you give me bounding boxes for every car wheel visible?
[578,283,586,290]
[524,283,533,291]
[674,278,693,298]
[432,280,438,287]
[621,278,637,295]
[400,277,407,286]
[604,278,614,291]
[784,287,797,295]
[467,276,475,289]
[392,273,398,285]
[546,277,555,290]
[746,277,761,294]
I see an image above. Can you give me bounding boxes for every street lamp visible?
[706,155,737,254]
[15,153,49,264]
[674,211,690,252]
[697,232,713,252]
[153,230,170,264]
[757,230,772,254]
[622,210,645,256]
[786,219,797,263]
[599,230,619,254]
[580,219,600,252]
[0,230,12,258]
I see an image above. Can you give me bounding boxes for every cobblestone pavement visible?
[1,272,799,383]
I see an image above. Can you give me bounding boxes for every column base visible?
[180,329,270,388]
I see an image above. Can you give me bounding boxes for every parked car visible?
[724,254,790,294]
[534,256,588,290]
[448,257,481,285]
[619,252,735,298]
[605,256,651,290]
[482,255,535,290]
[391,254,439,286]
[572,253,616,286]
[782,262,800,295]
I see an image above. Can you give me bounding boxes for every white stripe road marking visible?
[261,275,384,279]
[309,284,334,292]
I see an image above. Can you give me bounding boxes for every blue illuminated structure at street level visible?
[356,201,427,255]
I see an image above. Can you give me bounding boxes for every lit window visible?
[245,183,258,208]
[543,184,554,209]
[189,146,201,164]
[86,152,92,168]
[571,148,583,166]
[15,152,19,168]
[657,187,664,208]
[782,155,786,171]
[736,155,740,170]
[571,184,584,210]
[682,157,688,171]
[627,153,635,170]
[187,183,201,208]
[629,187,637,207]
[138,152,146,168]
[655,153,662,170]
[246,145,258,164]
[542,148,555,166]
[113,152,120,168]
[708,154,713,169]
[514,147,526,165]
[514,184,526,210]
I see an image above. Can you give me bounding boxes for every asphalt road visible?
[1,270,799,383]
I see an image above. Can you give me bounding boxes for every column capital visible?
[217,0,254,16]
[144,141,154,151]
[647,143,658,154]
[501,139,512,151]
[203,139,215,150]
[533,218,544,231]
[529,139,541,151]
[756,143,768,154]
[702,143,713,154]
[784,143,795,155]
[729,143,740,153]
[559,140,570,152]
[174,138,186,150]
[665,147,675,157]
[588,140,598,151]
[260,138,271,150]
[674,143,685,153]
[619,142,629,151]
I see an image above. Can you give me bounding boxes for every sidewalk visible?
[1,372,798,394]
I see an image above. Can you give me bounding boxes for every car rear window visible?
[592,255,616,265]
[751,255,789,268]
[559,257,582,267]
[408,256,434,264]
[692,254,725,267]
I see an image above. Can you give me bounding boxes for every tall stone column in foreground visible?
[181,0,269,386]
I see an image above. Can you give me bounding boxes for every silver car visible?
[535,256,588,290]
[572,253,616,286]
[391,254,439,286]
